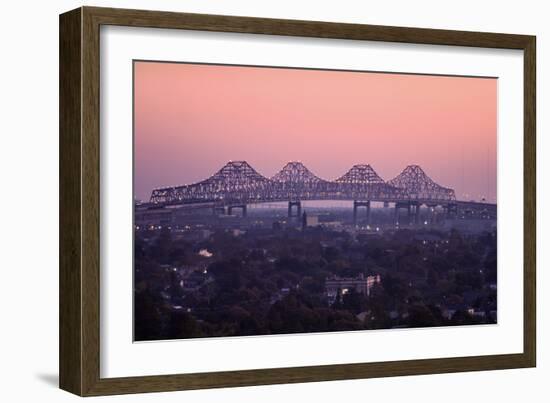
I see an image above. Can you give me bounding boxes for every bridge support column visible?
[367,202,371,225]
[395,202,408,225]
[427,204,437,224]
[394,203,400,224]
[414,203,421,225]
[213,206,226,216]
[396,202,420,225]
[446,203,457,219]
[353,201,371,225]
[288,201,302,220]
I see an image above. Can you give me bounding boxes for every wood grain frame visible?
[59,6,536,396]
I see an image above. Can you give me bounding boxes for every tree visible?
[342,288,365,314]
[134,289,164,341]
[407,304,437,328]
[150,226,172,263]
[168,310,203,339]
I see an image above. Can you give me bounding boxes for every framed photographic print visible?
[59,6,536,396]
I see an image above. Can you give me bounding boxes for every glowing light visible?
[198,249,213,258]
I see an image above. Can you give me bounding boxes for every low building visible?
[305,215,319,227]
[325,273,381,305]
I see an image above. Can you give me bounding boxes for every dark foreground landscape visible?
[134,208,497,341]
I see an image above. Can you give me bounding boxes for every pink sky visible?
[134,61,497,202]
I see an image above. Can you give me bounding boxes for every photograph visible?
[133,60,498,341]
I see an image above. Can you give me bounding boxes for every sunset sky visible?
[134,61,497,202]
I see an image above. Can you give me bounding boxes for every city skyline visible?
[134,61,497,202]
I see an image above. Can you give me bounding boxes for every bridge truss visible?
[149,161,457,206]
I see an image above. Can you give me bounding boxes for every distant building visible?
[301,211,319,229]
[325,273,381,305]
[171,228,212,242]
[305,215,319,227]
[319,221,343,229]
[135,206,175,228]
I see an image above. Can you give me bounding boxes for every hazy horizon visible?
[134,61,497,203]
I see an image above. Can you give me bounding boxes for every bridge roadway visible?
[137,198,496,225]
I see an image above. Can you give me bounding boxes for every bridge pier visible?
[353,201,371,225]
[414,202,420,225]
[213,206,226,216]
[428,204,440,224]
[427,204,438,224]
[228,204,247,217]
[288,201,302,220]
[394,201,414,225]
[394,203,401,224]
[393,201,422,225]
[445,203,458,219]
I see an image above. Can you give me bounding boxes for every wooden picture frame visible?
[59,6,536,396]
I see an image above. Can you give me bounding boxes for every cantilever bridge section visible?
[149,161,454,204]
[146,161,494,224]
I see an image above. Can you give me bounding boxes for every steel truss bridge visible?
[147,161,496,223]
